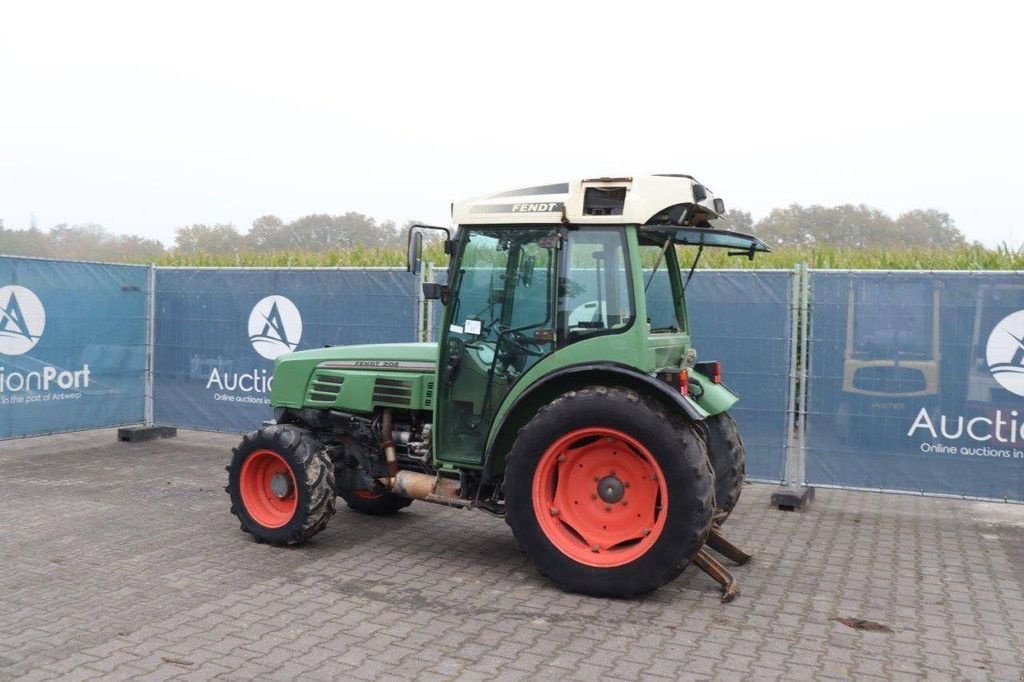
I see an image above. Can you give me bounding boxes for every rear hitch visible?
[691,524,752,603]
[692,548,740,603]
[706,525,752,565]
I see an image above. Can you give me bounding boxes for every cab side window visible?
[559,229,635,344]
[638,239,685,333]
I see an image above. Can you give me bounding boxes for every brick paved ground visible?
[1,428,1022,681]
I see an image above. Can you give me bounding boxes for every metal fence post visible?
[144,263,156,427]
[771,263,815,510]
[797,263,811,488]
[783,265,801,486]
[415,262,426,342]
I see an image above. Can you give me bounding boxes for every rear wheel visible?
[338,486,413,516]
[703,412,746,522]
[227,425,336,545]
[505,386,715,598]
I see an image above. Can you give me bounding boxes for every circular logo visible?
[0,285,46,356]
[247,295,302,360]
[986,309,1024,397]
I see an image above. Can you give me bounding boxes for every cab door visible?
[436,227,558,464]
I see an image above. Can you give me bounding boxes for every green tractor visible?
[227,175,769,599]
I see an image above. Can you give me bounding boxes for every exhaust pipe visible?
[390,470,471,507]
[379,408,470,507]
[381,409,399,484]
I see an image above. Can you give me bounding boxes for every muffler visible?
[388,470,471,507]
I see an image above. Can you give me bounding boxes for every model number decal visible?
[317,360,436,372]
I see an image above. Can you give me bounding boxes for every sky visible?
[1,1,1022,248]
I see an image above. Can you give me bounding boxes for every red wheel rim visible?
[239,449,298,528]
[532,427,668,568]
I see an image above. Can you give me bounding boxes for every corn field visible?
[153,243,1024,270]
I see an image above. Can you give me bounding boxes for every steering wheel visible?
[492,324,547,358]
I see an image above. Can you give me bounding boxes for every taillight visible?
[695,360,722,384]
[679,369,689,396]
[710,361,722,384]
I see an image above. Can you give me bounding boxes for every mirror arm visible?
[409,224,451,239]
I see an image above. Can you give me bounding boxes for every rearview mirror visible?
[406,224,453,274]
[713,198,726,215]
[422,282,447,301]
[407,229,423,274]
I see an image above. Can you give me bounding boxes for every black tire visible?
[703,412,746,522]
[504,386,715,598]
[226,424,336,545]
[338,487,413,516]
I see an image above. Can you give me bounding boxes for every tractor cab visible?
[407,175,769,468]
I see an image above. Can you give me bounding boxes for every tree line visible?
[0,204,974,262]
[715,205,967,248]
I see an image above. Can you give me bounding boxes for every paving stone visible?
[1,428,1023,681]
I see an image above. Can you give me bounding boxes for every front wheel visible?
[504,387,715,598]
[226,425,336,545]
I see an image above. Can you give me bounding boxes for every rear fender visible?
[689,370,739,416]
[481,362,707,484]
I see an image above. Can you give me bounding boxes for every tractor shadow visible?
[305,503,721,624]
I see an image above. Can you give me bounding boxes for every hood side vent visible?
[307,373,344,403]
[373,377,413,406]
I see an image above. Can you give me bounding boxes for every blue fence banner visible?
[152,268,418,432]
[0,256,147,439]
[430,267,792,482]
[686,271,792,482]
[805,271,1024,502]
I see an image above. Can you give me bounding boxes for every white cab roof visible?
[452,175,722,226]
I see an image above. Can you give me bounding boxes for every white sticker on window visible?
[464,319,482,336]
[449,324,464,334]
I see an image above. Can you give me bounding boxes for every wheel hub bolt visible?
[269,473,292,498]
[591,545,600,553]
[642,528,651,536]
[550,507,559,516]
[557,454,565,463]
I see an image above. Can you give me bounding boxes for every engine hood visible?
[270,342,439,411]
[275,342,438,368]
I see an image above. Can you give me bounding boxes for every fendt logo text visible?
[248,295,302,360]
[986,310,1024,397]
[0,285,46,356]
